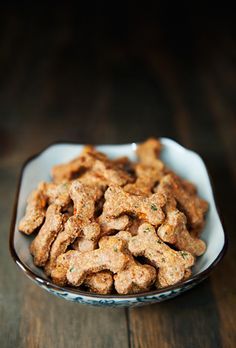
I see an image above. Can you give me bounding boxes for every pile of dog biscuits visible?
[19,138,208,295]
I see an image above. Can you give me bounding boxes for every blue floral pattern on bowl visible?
[41,281,199,307]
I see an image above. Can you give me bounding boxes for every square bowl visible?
[9,138,227,307]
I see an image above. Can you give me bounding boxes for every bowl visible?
[9,138,227,307]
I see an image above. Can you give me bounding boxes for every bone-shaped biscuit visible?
[72,238,97,252]
[51,146,98,183]
[157,198,206,256]
[154,267,192,289]
[44,216,82,275]
[115,230,132,242]
[114,256,156,294]
[51,250,113,294]
[127,218,143,236]
[30,204,64,266]
[78,171,108,191]
[43,182,72,208]
[124,163,164,196]
[102,185,166,226]
[66,236,130,286]
[91,159,133,186]
[113,156,132,170]
[19,185,47,234]
[98,215,130,235]
[70,181,103,220]
[115,231,158,293]
[45,182,101,276]
[127,223,195,287]
[84,271,113,294]
[156,174,208,229]
[181,179,197,195]
[45,218,100,275]
[82,222,101,241]
[78,157,133,192]
[51,147,133,186]
[68,181,101,251]
[71,223,100,252]
[69,152,133,189]
[20,181,72,235]
[51,250,77,285]
[136,138,163,169]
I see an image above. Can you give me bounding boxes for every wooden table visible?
[0,6,235,348]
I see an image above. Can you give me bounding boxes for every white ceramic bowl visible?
[9,138,227,307]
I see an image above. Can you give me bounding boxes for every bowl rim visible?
[9,139,228,299]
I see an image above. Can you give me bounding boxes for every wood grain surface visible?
[0,5,235,348]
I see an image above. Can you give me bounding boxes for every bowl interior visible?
[12,138,225,284]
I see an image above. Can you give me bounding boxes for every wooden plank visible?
[196,59,236,347]
[130,281,221,348]
[18,280,129,348]
[0,167,23,348]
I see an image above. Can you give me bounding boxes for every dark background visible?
[0,4,235,348]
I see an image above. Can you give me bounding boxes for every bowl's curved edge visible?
[9,139,228,301]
